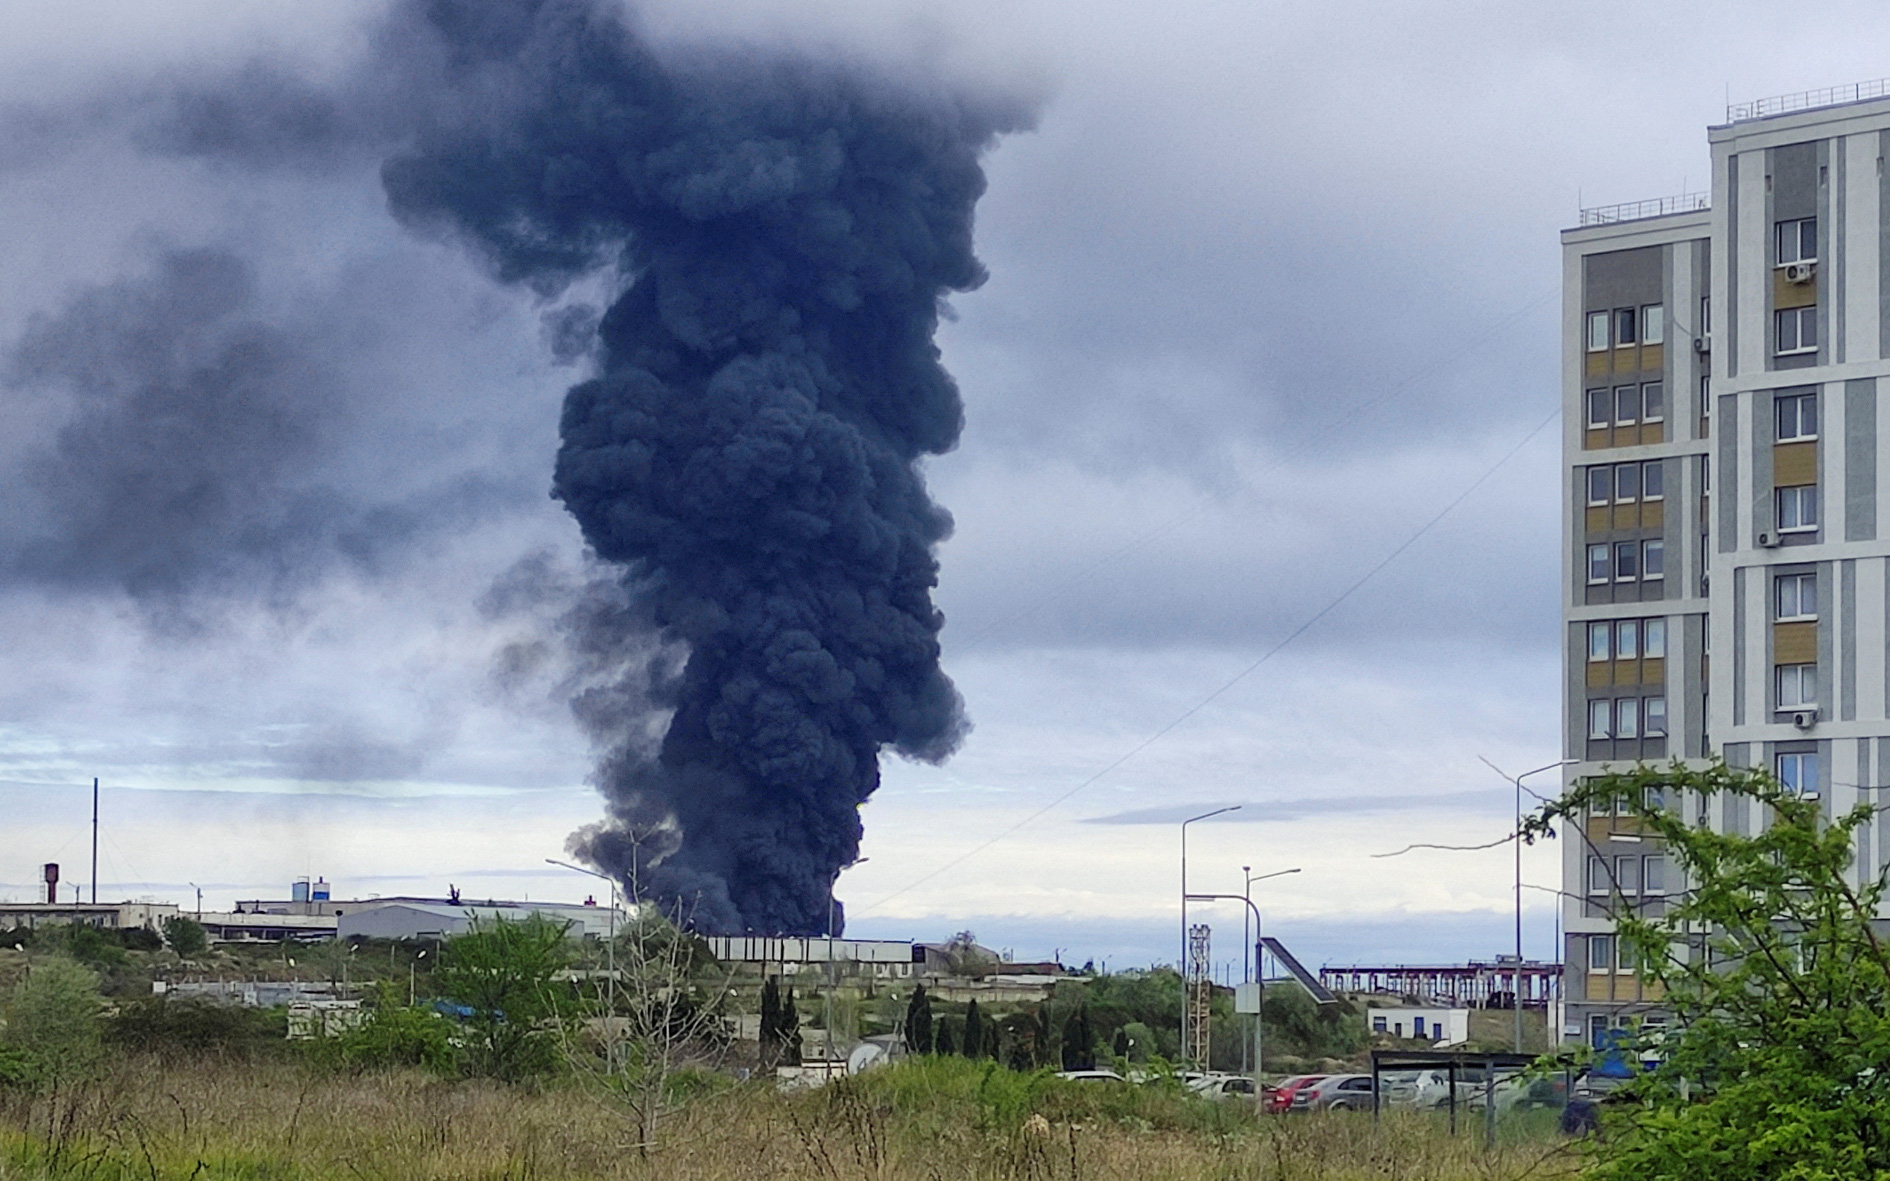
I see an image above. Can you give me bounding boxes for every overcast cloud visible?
[6,0,1890,966]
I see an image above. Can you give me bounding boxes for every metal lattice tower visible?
[1185,923,1212,1067]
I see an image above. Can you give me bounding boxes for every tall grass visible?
[0,1056,1585,1181]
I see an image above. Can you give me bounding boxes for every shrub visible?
[317,992,456,1075]
[2,955,103,1085]
[104,997,285,1059]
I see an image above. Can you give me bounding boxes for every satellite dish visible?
[847,1042,888,1075]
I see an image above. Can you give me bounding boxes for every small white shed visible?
[1368,1006,1470,1046]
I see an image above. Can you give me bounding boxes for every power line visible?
[860,402,1562,915]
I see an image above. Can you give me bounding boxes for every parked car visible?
[1381,1069,1451,1110]
[1295,1073,1376,1112]
[1267,1074,1328,1114]
[1188,1074,1267,1101]
[1054,1069,1126,1083]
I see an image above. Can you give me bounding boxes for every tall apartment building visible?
[1561,81,1890,1047]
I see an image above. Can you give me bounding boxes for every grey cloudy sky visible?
[5,0,1889,971]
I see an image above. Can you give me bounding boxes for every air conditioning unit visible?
[1693,335,1711,355]
[1785,261,1817,284]
[1792,710,1817,731]
[1758,530,1782,548]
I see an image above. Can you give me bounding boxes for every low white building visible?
[1368,1006,1470,1046]
[336,898,628,941]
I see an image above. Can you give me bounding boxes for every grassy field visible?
[0,1057,1586,1181]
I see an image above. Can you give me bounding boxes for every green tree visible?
[2,955,103,1086]
[433,914,574,1080]
[162,915,209,957]
[1525,761,1890,1179]
[778,987,802,1066]
[962,999,985,1059]
[1061,1003,1096,1071]
[903,984,933,1055]
[935,1017,956,1055]
[317,983,455,1074]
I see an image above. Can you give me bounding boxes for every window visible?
[1642,381,1665,422]
[1643,539,1665,580]
[1587,467,1612,506]
[1614,541,1640,581]
[1643,855,1667,894]
[1777,752,1820,795]
[1644,696,1668,736]
[1616,697,1640,738]
[1587,389,1611,428]
[1587,311,1610,352]
[1413,1017,1427,1037]
[1643,618,1667,658]
[1701,295,1711,335]
[1776,306,1818,355]
[1778,663,1818,710]
[1588,544,1610,584]
[1642,461,1663,499]
[1615,855,1642,894]
[1615,307,1638,347]
[1614,385,1639,425]
[1777,392,1818,440]
[1371,1016,1388,1033]
[1588,622,1611,662]
[1777,572,1817,619]
[1589,935,1615,971]
[1641,305,1664,345]
[1589,699,1612,739]
[1615,464,1641,502]
[1777,217,1818,264]
[1778,485,1819,532]
[1616,619,1639,660]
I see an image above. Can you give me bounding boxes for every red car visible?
[1267,1074,1329,1114]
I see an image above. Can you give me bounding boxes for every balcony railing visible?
[1578,193,1709,228]
[1728,77,1890,123]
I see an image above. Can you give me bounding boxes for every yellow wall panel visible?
[1613,347,1639,374]
[1588,662,1611,689]
[1774,441,1817,485]
[1773,270,1817,310]
[1586,506,1610,533]
[1614,659,1642,686]
[1641,657,1664,684]
[1613,505,1639,530]
[1584,428,1609,451]
[1774,620,1818,665]
[1641,343,1663,371]
[1640,500,1664,529]
[1639,421,1664,445]
[1587,352,1608,379]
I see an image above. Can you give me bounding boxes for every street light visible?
[547,858,623,1072]
[410,947,427,1006]
[1179,806,1240,1064]
[1188,871,1298,1096]
[1508,759,1577,1052]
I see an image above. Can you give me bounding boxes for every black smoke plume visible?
[380,0,1026,933]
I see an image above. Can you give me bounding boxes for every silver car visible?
[1293,1073,1376,1112]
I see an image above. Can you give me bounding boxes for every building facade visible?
[1562,81,1890,1046]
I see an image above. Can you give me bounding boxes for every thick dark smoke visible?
[379,0,1026,933]
[2,249,343,607]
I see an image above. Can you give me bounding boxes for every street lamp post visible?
[1188,871,1297,1098]
[1510,760,1577,1052]
[827,857,867,1068]
[1180,807,1241,1064]
[547,858,623,1073]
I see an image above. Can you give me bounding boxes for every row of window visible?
[1587,854,1668,897]
[1777,306,1818,356]
[1585,383,1665,429]
[1586,935,1642,973]
[1585,461,1665,506]
[1777,216,1818,266]
[1777,391,1817,440]
[1778,663,1817,710]
[1585,305,1665,352]
[1777,484,1819,532]
[1776,571,1816,620]
[1586,617,1668,662]
[1587,696,1669,739]
[1586,540,1666,584]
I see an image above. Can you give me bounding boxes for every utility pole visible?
[90,777,98,904]
[1179,807,1240,1064]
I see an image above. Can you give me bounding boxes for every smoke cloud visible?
[378,0,1027,932]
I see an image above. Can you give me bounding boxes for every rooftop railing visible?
[1577,193,1709,228]
[1728,77,1890,123]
